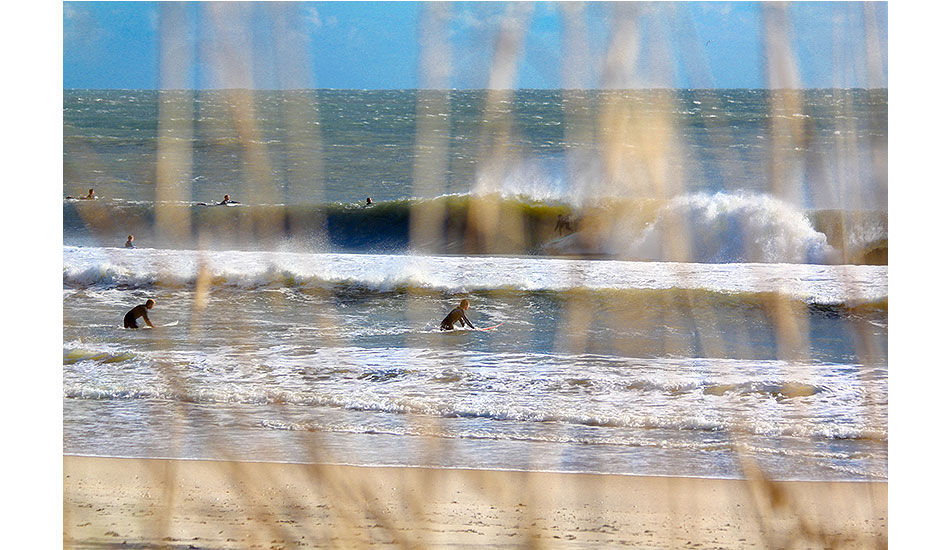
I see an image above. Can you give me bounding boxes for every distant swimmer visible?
[365,197,373,206]
[123,299,156,329]
[440,299,475,331]
[199,194,240,206]
[125,235,135,249]
[66,188,96,200]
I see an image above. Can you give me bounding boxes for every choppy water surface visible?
[64,89,887,480]
[63,246,887,480]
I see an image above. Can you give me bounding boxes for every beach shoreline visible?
[64,454,887,549]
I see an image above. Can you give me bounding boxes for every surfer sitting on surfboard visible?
[123,299,156,329]
[440,299,475,331]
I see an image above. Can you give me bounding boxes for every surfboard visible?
[438,322,501,333]
[545,233,575,246]
[144,320,179,329]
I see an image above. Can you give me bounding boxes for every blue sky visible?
[63,1,887,89]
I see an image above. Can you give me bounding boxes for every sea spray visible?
[620,192,837,263]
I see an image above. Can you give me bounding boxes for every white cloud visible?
[455,9,489,30]
[63,3,99,48]
[304,7,337,29]
[305,7,323,27]
[700,3,735,18]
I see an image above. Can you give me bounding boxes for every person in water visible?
[555,214,576,236]
[123,299,156,329]
[125,235,135,248]
[365,197,373,206]
[219,194,239,205]
[440,299,475,331]
[67,188,96,200]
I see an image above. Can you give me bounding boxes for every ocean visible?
[63,88,887,481]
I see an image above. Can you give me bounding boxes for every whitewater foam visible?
[619,192,837,263]
[63,245,887,305]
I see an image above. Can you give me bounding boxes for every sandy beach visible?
[63,455,886,549]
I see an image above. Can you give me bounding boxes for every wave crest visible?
[621,193,836,263]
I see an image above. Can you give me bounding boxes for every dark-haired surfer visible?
[123,299,156,329]
[440,299,475,331]
[66,188,96,200]
[555,214,577,236]
[125,235,135,249]
[198,194,240,206]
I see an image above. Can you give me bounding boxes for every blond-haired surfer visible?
[440,299,475,331]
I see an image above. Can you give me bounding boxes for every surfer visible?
[440,299,475,331]
[67,188,96,200]
[125,235,135,249]
[123,299,156,329]
[555,214,574,236]
[365,197,373,206]
[219,194,239,205]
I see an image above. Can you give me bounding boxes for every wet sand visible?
[63,455,886,549]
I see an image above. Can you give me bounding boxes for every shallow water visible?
[63,246,887,481]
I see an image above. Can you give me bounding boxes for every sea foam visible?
[619,192,837,263]
[63,245,886,305]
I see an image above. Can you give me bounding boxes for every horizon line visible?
[63,87,889,92]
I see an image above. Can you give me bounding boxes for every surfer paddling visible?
[197,194,239,206]
[123,299,156,329]
[66,188,96,200]
[440,299,475,331]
